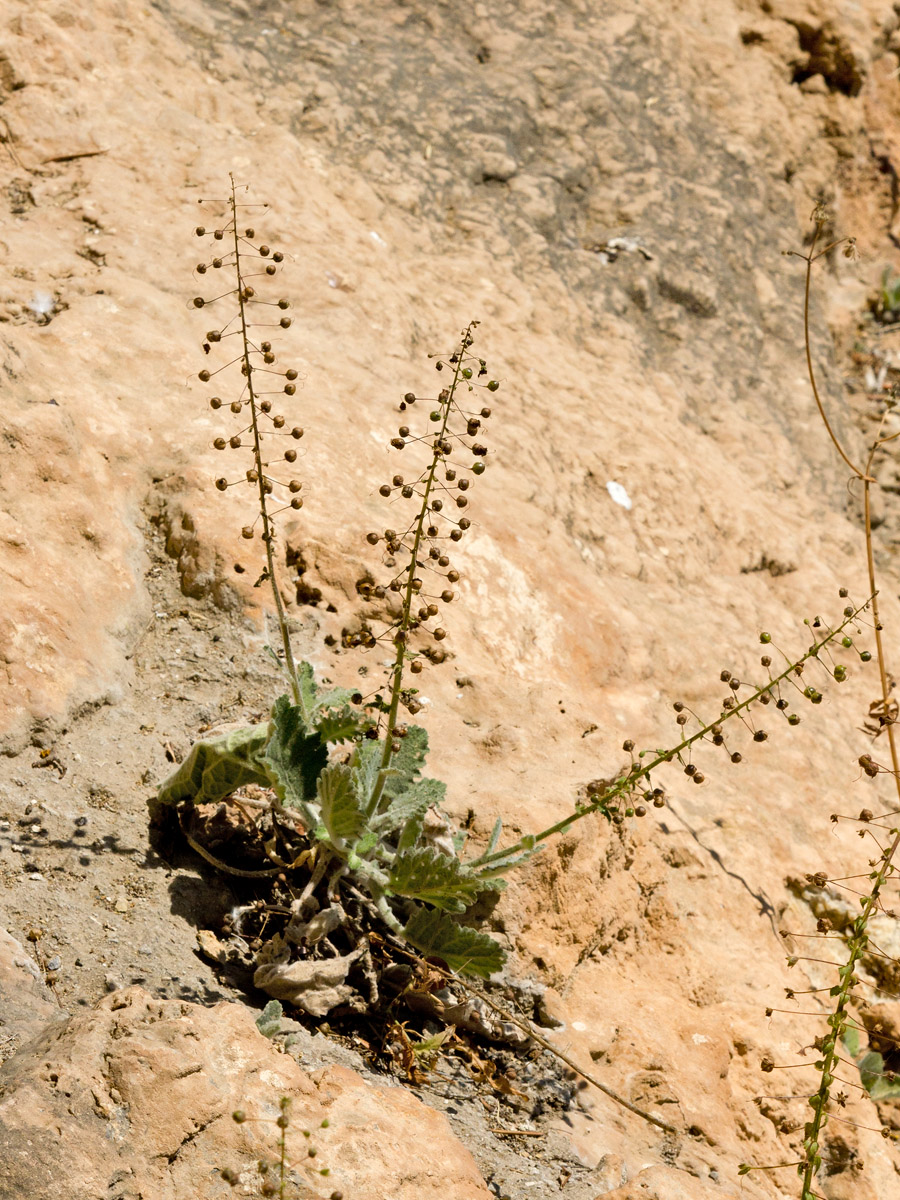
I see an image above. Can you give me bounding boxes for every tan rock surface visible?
[2,0,900,1197]
[0,985,492,1200]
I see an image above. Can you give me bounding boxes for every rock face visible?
[3,0,900,1198]
[0,982,492,1200]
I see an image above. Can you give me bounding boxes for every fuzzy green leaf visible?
[388,846,500,912]
[156,723,271,808]
[316,705,364,745]
[351,739,382,812]
[402,905,505,977]
[382,725,428,801]
[842,1026,861,1059]
[264,695,328,815]
[318,763,366,846]
[374,777,446,837]
[255,999,283,1039]
[858,1050,884,1095]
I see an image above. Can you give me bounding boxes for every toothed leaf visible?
[388,846,500,912]
[381,725,428,801]
[155,723,271,808]
[351,738,383,811]
[373,777,446,836]
[402,905,505,977]
[264,695,328,817]
[316,704,364,745]
[318,763,366,845]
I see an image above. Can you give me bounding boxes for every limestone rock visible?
[0,985,492,1200]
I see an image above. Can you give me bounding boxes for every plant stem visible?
[228,175,300,707]
[477,605,869,869]
[796,261,900,1197]
[367,323,476,815]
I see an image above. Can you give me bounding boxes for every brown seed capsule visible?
[291,427,303,439]
[210,397,222,409]
[684,764,697,776]
[392,475,404,486]
[265,264,276,275]
[426,603,439,617]
[458,478,470,490]
[441,590,454,603]
[213,229,224,240]
[289,480,302,493]
[260,399,272,412]
[280,317,291,328]
[390,438,405,450]
[445,468,457,482]
[263,480,273,494]
[439,556,450,567]
[207,330,221,342]
[411,660,423,673]
[291,497,302,509]
[284,449,297,462]
[427,525,439,537]
[731,752,742,763]
[402,485,414,498]
[259,245,270,256]
[273,415,285,428]
[380,485,392,497]
[459,517,471,529]
[284,384,296,395]
[246,469,259,482]
[456,496,468,508]
[244,228,255,238]
[264,352,275,364]
[623,739,634,751]
[193,297,205,308]
[366,532,379,545]
[195,226,206,236]
[215,478,228,491]
[230,401,242,413]
[450,529,462,541]
[653,795,665,808]
[213,437,227,450]
[242,526,254,539]
[432,499,443,511]
[229,436,242,449]
[273,251,283,262]
[753,730,768,742]
[447,569,460,582]
[198,369,211,381]
[433,628,447,640]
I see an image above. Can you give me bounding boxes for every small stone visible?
[138,945,153,957]
[114,896,129,913]
[104,974,121,992]
[46,955,61,972]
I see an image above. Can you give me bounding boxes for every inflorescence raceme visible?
[192,176,302,703]
[347,321,499,740]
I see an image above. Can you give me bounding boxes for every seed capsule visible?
[273,415,285,428]
[291,427,303,439]
[229,436,242,448]
[284,449,297,462]
[213,437,226,450]
[289,480,302,492]
[198,369,210,381]
[242,526,254,539]
[210,397,222,409]
[215,478,228,491]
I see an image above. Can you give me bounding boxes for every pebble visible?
[46,955,61,971]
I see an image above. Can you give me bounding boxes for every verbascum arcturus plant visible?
[152,185,878,1144]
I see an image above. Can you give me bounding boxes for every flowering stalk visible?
[193,175,304,706]
[361,321,497,814]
